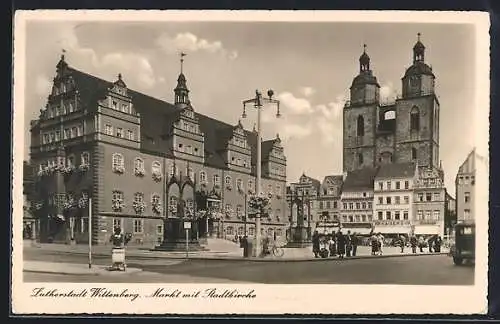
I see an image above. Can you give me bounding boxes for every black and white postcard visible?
[11,10,490,315]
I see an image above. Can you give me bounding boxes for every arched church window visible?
[412,148,417,160]
[410,106,420,131]
[357,115,365,137]
[358,153,363,166]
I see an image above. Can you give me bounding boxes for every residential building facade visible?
[29,54,287,246]
[340,167,377,235]
[456,148,476,223]
[413,166,446,237]
[373,162,415,236]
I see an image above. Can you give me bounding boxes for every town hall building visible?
[28,54,287,246]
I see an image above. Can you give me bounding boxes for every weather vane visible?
[180,52,187,74]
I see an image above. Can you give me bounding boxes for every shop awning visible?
[374,226,411,234]
[342,227,372,235]
[414,225,440,235]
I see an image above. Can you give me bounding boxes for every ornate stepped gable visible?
[36,60,285,175]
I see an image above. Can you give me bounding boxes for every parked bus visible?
[449,222,475,265]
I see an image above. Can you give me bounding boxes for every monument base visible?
[153,240,208,252]
[285,241,312,248]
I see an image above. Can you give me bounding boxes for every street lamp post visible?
[242,89,281,257]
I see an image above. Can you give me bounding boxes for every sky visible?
[22,20,477,194]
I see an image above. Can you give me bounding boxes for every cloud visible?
[280,123,313,140]
[56,27,159,90]
[276,92,314,115]
[299,86,316,97]
[314,95,345,144]
[35,75,52,96]
[156,32,238,60]
[380,81,395,100]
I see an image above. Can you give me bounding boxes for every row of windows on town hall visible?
[39,152,90,170]
[111,190,281,217]
[42,124,83,144]
[113,218,285,238]
[111,153,283,195]
[104,124,135,141]
[45,101,80,119]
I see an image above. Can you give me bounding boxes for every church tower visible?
[395,33,440,170]
[343,45,380,172]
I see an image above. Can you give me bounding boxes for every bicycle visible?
[270,243,284,257]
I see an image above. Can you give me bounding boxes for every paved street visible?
[23,249,473,285]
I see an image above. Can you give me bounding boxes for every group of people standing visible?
[312,230,359,259]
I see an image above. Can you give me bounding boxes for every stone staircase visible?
[205,238,242,254]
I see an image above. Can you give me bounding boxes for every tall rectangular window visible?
[396,181,400,190]
[116,127,123,138]
[404,181,409,189]
[127,130,134,140]
[464,192,470,203]
[387,181,391,190]
[464,209,471,220]
[395,196,400,205]
[378,211,383,220]
[386,196,392,204]
[133,219,144,233]
[105,124,113,136]
[433,210,440,220]
[386,211,391,220]
[426,193,432,201]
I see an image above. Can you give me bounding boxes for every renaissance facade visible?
[28,54,287,246]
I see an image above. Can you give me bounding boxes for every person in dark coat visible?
[434,236,442,253]
[351,232,359,256]
[337,230,346,259]
[345,230,352,257]
[410,235,418,254]
[428,235,435,253]
[312,230,320,258]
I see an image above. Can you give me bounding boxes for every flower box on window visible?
[132,201,146,214]
[112,199,125,212]
[63,165,75,176]
[78,163,90,172]
[152,171,162,182]
[112,165,125,174]
[152,202,162,215]
[134,167,145,177]
[78,197,88,209]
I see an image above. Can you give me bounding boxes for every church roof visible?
[342,167,379,191]
[403,61,435,78]
[351,71,380,88]
[375,162,416,179]
[64,67,279,174]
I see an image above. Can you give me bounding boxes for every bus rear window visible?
[461,227,474,235]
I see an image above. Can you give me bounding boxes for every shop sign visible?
[373,220,411,226]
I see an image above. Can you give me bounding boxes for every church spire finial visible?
[417,32,421,42]
[363,43,367,53]
[61,48,66,61]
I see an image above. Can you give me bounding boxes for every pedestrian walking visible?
[337,230,346,259]
[434,236,442,253]
[312,230,320,258]
[418,236,425,252]
[351,232,359,257]
[345,230,352,257]
[399,234,406,253]
[370,234,379,255]
[428,236,434,253]
[377,233,384,255]
[329,231,337,257]
[410,235,418,253]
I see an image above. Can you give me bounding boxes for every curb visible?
[24,247,449,262]
[24,268,143,276]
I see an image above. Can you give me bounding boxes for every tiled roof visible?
[67,67,280,173]
[323,175,343,185]
[375,162,416,179]
[342,167,379,191]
